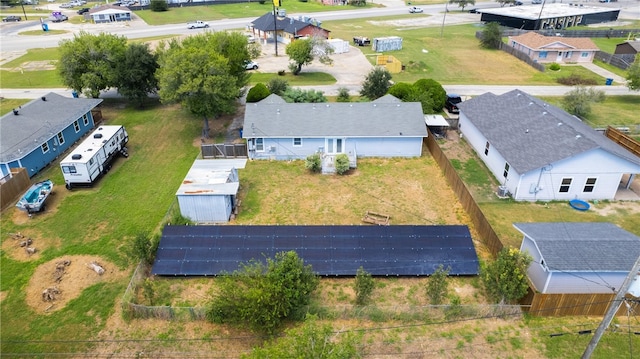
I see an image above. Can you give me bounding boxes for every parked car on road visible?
[514,0,524,5]
[244,61,259,70]
[51,14,68,22]
[445,94,462,114]
[408,6,423,13]
[468,8,479,13]
[187,20,209,29]
[77,7,89,14]
[2,15,22,22]
[59,2,73,7]
[532,0,543,4]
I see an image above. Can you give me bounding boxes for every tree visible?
[426,265,450,305]
[156,33,247,138]
[282,88,327,103]
[115,43,159,107]
[387,82,416,102]
[207,251,319,334]
[562,86,605,118]
[246,83,271,103]
[354,266,375,305]
[243,315,362,359]
[449,0,475,11]
[267,78,289,96]
[627,55,640,91]
[360,67,392,100]
[125,232,159,265]
[481,248,532,304]
[480,22,502,49]
[58,32,127,98]
[149,0,168,11]
[286,36,334,75]
[413,78,447,112]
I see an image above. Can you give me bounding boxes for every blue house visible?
[242,94,427,166]
[0,93,103,178]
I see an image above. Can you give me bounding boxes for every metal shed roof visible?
[176,159,246,196]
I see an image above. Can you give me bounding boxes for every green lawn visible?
[134,1,376,26]
[1,45,62,88]
[249,71,336,85]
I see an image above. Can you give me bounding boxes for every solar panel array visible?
[151,225,479,276]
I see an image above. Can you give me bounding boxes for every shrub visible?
[336,87,351,102]
[246,83,270,103]
[354,266,375,305]
[305,153,321,173]
[335,153,350,175]
[387,82,415,102]
[267,78,289,96]
[557,73,598,86]
[413,78,446,112]
[481,248,532,304]
[426,264,450,305]
[150,0,168,11]
[278,69,286,76]
[549,62,561,71]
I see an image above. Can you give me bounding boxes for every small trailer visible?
[60,125,129,190]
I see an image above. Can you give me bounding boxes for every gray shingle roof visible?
[0,93,102,163]
[251,12,327,36]
[243,95,427,138]
[457,89,640,174]
[514,222,640,272]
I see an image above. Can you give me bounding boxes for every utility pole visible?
[272,0,281,56]
[581,255,640,359]
[440,2,448,37]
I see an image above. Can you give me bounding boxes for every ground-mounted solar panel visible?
[151,225,479,276]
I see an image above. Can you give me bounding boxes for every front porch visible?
[321,151,357,174]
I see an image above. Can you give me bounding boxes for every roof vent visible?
[542,111,547,115]
[525,129,529,133]
[94,133,103,139]
[557,122,563,126]
[41,96,46,101]
[575,135,582,140]
[12,109,18,115]
[72,154,82,160]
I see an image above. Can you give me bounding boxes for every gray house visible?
[176,159,246,223]
[1,93,102,178]
[516,222,640,294]
[458,90,640,201]
[242,94,427,163]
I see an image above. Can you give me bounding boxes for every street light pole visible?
[272,0,280,56]
[440,2,448,37]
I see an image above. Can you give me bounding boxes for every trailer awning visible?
[424,115,449,127]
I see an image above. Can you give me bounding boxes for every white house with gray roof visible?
[516,222,640,294]
[457,90,640,201]
[242,94,427,161]
[0,93,102,178]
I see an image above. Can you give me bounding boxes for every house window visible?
[539,51,548,59]
[581,52,589,58]
[583,178,597,192]
[565,51,572,58]
[83,114,89,126]
[57,132,65,146]
[74,121,80,133]
[503,163,509,178]
[559,178,572,193]
[293,138,302,147]
[256,138,264,152]
[89,158,94,166]
[484,141,490,156]
[41,142,49,154]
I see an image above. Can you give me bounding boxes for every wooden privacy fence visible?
[0,168,31,211]
[201,143,247,159]
[606,126,640,156]
[520,288,633,317]
[424,131,503,257]
[499,28,640,38]
[499,42,546,72]
[594,51,634,70]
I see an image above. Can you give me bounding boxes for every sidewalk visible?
[580,62,627,84]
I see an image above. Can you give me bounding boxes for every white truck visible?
[187,20,209,29]
[60,125,129,190]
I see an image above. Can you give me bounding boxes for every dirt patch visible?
[10,187,64,225]
[2,229,62,262]
[3,60,57,72]
[589,201,640,216]
[25,255,129,314]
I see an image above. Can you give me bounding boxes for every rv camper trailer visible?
[60,125,129,189]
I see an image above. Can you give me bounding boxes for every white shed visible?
[327,39,350,54]
[176,159,247,223]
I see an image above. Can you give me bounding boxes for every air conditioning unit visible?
[497,186,509,198]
